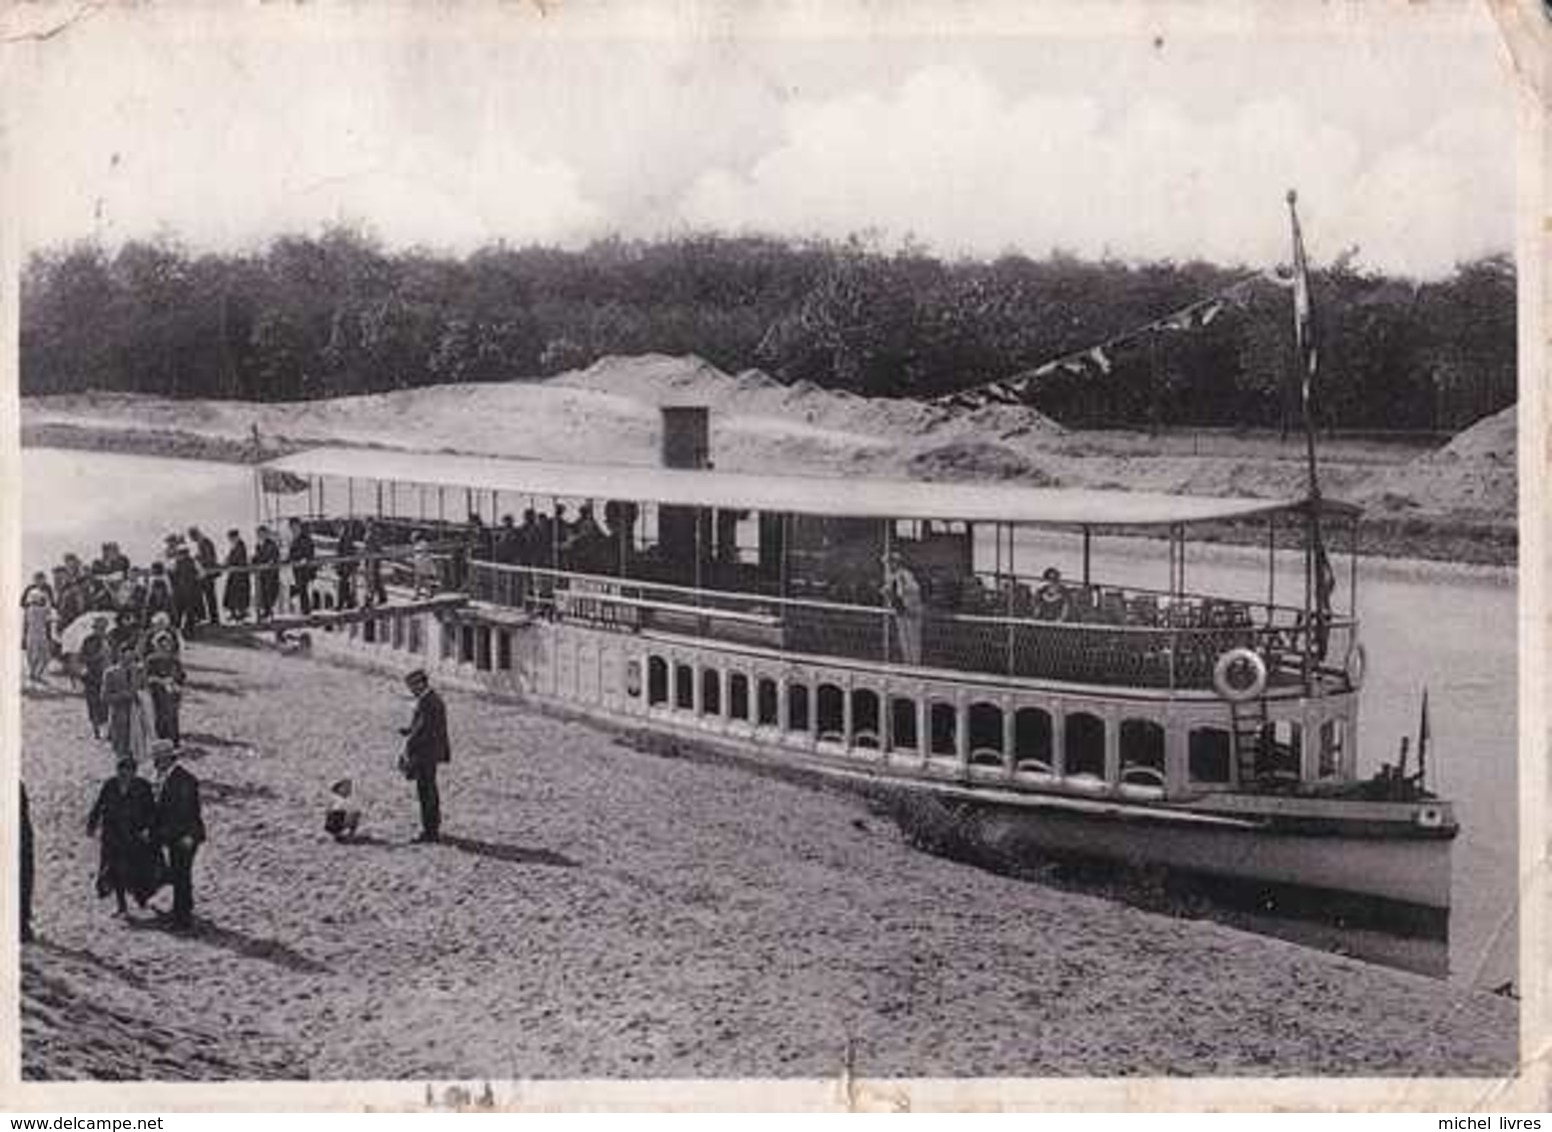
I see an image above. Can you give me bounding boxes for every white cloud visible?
[9,10,1513,276]
[11,16,606,255]
[680,64,1510,277]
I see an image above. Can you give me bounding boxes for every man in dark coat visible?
[287,518,316,616]
[253,526,281,621]
[188,527,221,626]
[145,562,173,620]
[399,669,449,843]
[169,547,203,638]
[151,742,204,930]
[222,529,251,622]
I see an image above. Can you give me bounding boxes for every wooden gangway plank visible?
[203,593,469,636]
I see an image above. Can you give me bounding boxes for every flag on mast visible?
[1289,194,1321,422]
[1287,190,1334,663]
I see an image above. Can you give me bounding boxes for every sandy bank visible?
[21,641,1516,1080]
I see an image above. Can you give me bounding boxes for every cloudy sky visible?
[5,1,1519,278]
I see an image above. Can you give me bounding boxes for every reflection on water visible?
[24,448,1517,985]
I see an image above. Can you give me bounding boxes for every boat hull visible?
[867,777,1454,915]
[307,608,1454,917]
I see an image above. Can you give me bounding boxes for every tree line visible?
[19,229,1515,431]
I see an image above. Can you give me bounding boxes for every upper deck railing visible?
[462,559,1356,695]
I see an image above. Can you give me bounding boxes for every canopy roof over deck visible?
[263,446,1361,528]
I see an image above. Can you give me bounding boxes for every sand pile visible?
[1357,406,1517,519]
[901,440,1059,484]
[25,354,1066,478]
[21,642,1516,1080]
[552,354,1063,439]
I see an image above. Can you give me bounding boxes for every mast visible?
[1287,190,1321,504]
[1286,190,1334,673]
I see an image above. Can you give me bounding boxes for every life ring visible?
[1213,647,1268,702]
[1344,641,1368,690]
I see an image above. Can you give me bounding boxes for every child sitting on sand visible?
[324,777,362,842]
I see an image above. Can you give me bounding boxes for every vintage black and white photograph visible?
[3,0,1535,1101]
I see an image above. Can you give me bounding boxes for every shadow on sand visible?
[440,835,578,869]
[329,832,577,867]
[126,916,330,975]
[179,731,254,750]
[34,938,151,989]
[199,778,278,804]
[180,679,247,698]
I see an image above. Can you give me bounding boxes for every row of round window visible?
[639,656,1236,784]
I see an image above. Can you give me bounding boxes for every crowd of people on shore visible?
[20,530,241,939]
[20,521,460,943]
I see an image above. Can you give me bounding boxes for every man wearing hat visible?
[399,669,450,843]
[169,544,203,638]
[151,741,205,930]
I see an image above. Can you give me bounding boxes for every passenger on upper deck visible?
[1034,567,1071,622]
[494,515,520,565]
[883,550,924,666]
[533,510,556,568]
[564,504,609,574]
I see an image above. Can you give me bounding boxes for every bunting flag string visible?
[933,271,1269,410]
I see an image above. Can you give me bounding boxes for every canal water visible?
[21,447,1518,988]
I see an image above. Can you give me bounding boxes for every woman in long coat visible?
[86,757,160,916]
[102,649,152,763]
[222,528,251,622]
[22,592,52,683]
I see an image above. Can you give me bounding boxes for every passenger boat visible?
[248,411,1456,925]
